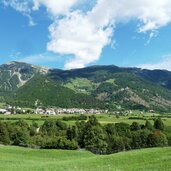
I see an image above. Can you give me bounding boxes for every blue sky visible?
[0,0,171,70]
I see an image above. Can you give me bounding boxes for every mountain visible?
[48,65,171,111]
[1,62,171,112]
[6,74,104,109]
[48,65,171,90]
[135,69,171,89]
[0,61,48,94]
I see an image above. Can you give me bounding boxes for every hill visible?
[0,146,171,171]
[1,62,171,111]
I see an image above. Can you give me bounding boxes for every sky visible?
[0,0,171,70]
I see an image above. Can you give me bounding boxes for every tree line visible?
[0,116,171,154]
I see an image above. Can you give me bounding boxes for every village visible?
[0,105,108,115]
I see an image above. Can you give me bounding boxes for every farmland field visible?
[1,111,171,126]
[0,146,171,171]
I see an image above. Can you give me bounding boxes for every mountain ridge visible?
[1,61,171,112]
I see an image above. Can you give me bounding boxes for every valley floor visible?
[0,146,171,171]
[1,112,171,127]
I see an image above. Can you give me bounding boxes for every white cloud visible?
[89,0,171,32]
[2,0,30,13]
[46,0,171,69]
[32,0,78,16]
[2,0,171,69]
[47,11,113,69]
[138,55,171,71]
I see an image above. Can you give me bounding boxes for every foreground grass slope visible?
[0,146,171,171]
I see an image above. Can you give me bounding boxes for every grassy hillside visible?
[0,146,171,171]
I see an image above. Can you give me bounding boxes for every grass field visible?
[1,112,171,126]
[0,146,171,171]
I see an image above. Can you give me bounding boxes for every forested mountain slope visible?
[1,62,171,111]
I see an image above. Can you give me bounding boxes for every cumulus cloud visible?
[89,0,171,32]
[47,11,113,69]
[138,55,171,71]
[2,0,171,69]
[46,0,171,69]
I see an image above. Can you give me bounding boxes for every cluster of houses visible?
[0,106,26,115]
[35,108,108,115]
[0,105,108,115]
[0,104,156,116]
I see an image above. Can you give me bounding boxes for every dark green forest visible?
[0,116,171,154]
[5,75,105,109]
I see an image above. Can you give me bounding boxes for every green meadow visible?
[0,112,171,126]
[0,146,171,171]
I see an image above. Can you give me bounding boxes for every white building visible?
[46,109,56,115]
[0,109,8,114]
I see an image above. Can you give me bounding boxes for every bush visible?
[154,118,164,130]
[147,131,168,147]
[41,136,79,150]
[0,122,10,145]
[84,125,107,154]
[145,120,153,130]
[107,135,125,153]
[130,122,141,131]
